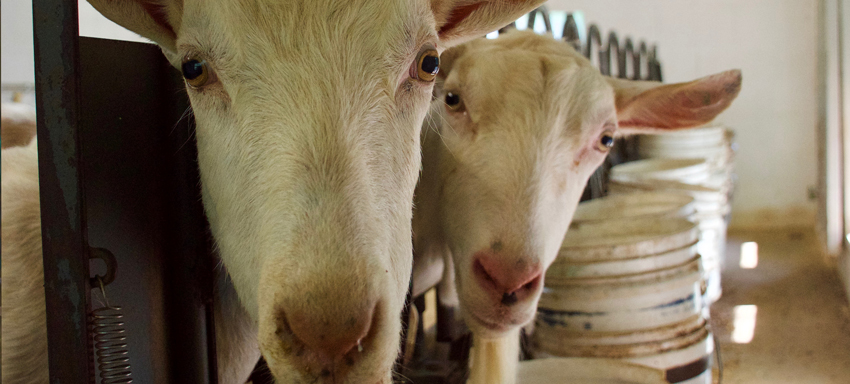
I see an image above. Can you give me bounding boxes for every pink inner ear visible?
[678,71,742,109]
[438,3,485,37]
[619,70,742,130]
[140,2,175,37]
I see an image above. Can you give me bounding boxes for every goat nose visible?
[473,253,542,306]
[284,304,375,365]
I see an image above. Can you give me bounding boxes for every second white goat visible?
[412,30,742,384]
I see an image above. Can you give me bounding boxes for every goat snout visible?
[281,303,376,368]
[473,253,542,306]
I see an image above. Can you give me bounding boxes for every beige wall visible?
[1,2,148,87]
[1,0,36,85]
[547,0,820,228]
[4,0,823,228]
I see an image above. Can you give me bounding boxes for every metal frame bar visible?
[31,0,94,382]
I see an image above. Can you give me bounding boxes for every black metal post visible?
[31,0,93,382]
[562,14,581,51]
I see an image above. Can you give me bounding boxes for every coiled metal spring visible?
[92,277,133,383]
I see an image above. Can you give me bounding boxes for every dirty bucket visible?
[542,217,703,331]
[555,217,700,264]
[693,214,726,303]
[534,211,713,383]
[540,256,704,333]
[534,316,713,384]
[623,126,737,305]
[607,181,729,304]
[608,179,728,216]
[518,357,668,384]
[571,192,696,224]
[638,126,733,173]
[610,158,711,186]
[638,126,727,149]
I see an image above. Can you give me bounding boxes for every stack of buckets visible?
[533,192,714,384]
[608,126,735,304]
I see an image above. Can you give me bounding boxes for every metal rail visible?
[32,1,218,381]
[31,0,94,382]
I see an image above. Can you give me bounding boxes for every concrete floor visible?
[709,229,850,383]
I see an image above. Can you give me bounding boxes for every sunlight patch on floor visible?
[731,304,758,344]
[739,242,759,269]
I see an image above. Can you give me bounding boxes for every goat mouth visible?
[469,311,514,333]
[467,304,534,334]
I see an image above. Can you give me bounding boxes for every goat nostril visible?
[475,260,496,284]
[501,292,518,306]
[474,253,543,305]
[524,274,541,290]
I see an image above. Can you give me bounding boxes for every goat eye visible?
[413,47,440,82]
[445,92,463,111]
[182,58,212,88]
[597,131,615,151]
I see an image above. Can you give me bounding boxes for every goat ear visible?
[609,70,742,134]
[87,0,182,55]
[431,0,546,48]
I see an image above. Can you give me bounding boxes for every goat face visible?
[426,30,741,339]
[87,0,544,382]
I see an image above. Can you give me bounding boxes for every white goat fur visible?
[1,141,48,384]
[412,31,741,384]
[0,1,545,383]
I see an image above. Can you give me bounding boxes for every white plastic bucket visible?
[694,214,727,303]
[534,318,713,384]
[638,127,733,177]
[518,358,668,384]
[610,158,710,186]
[638,126,727,148]
[539,257,704,332]
[547,241,698,278]
[624,126,736,305]
[638,144,730,170]
[556,217,699,264]
[608,180,727,211]
[549,218,703,329]
[606,183,729,304]
[625,329,714,384]
[571,192,696,224]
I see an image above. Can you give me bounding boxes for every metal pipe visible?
[31,0,94,382]
[586,25,607,75]
[638,41,649,80]
[562,14,582,51]
[649,45,664,82]
[607,31,625,78]
[623,38,640,80]
[526,6,552,32]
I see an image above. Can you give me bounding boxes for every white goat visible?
[411,30,741,384]
[1,0,545,383]
[1,140,46,384]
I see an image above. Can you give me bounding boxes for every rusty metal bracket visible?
[88,247,117,287]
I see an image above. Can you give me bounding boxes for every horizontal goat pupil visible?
[182,60,204,80]
[421,55,439,75]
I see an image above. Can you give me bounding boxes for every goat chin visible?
[215,268,262,384]
[467,327,520,384]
